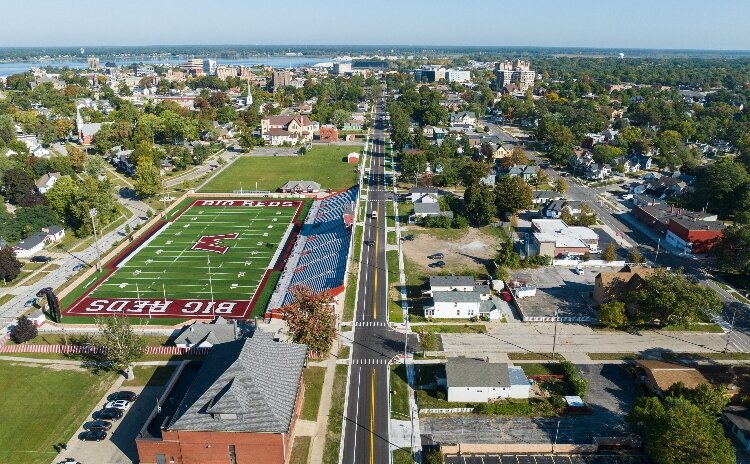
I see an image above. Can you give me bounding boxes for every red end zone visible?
[63,199,304,320]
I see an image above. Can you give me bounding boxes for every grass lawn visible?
[520,363,566,377]
[415,389,477,410]
[393,448,413,464]
[507,352,566,361]
[0,360,115,464]
[301,366,326,421]
[387,250,404,324]
[200,145,360,193]
[322,364,348,463]
[662,352,750,361]
[290,435,312,464]
[414,324,487,334]
[660,323,725,333]
[11,333,171,346]
[337,345,350,359]
[122,364,177,387]
[391,365,410,419]
[0,293,14,306]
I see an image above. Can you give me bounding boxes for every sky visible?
[2,0,749,51]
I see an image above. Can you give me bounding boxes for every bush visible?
[493,265,509,281]
[474,398,556,416]
[599,301,627,328]
[452,215,468,229]
[421,215,452,229]
[561,361,588,398]
[11,315,38,344]
[524,255,551,267]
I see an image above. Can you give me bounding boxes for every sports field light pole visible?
[89,208,102,272]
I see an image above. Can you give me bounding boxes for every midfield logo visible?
[191,233,239,254]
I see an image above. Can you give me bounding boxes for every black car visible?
[428,253,444,260]
[94,408,123,421]
[78,430,107,441]
[31,256,52,263]
[429,260,446,268]
[402,234,415,241]
[107,391,138,402]
[84,420,112,431]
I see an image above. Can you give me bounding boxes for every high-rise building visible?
[333,62,352,75]
[87,57,100,70]
[494,60,536,92]
[413,65,447,83]
[445,69,471,83]
[272,69,291,90]
[216,66,237,81]
[203,59,217,76]
[181,59,204,76]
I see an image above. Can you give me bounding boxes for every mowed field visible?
[80,201,296,303]
[0,361,115,464]
[199,145,361,193]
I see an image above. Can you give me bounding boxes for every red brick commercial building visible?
[318,124,338,142]
[631,203,717,234]
[136,336,307,464]
[666,217,725,254]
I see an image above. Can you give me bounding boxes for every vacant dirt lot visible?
[402,226,501,276]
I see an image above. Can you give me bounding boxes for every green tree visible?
[599,301,627,328]
[2,167,35,204]
[419,330,439,355]
[626,269,723,325]
[423,450,444,464]
[10,315,38,343]
[282,287,337,356]
[601,242,618,262]
[400,151,427,180]
[628,247,646,264]
[464,182,496,225]
[70,177,119,236]
[66,143,86,171]
[45,176,78,220]
[554,177,568,194]
[713,224,750,276]
[0,247,23,282]
[96,315,146,377]
[84,155,107,178]
[134,161,162,197]
[666,382,729,417]
[494,176,532,215]
[331,109,351,129]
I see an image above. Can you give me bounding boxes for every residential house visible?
[280,180,321,194]
[445,358,530,402]
[78,122,103,145]
[35,172,62,194]
[592,265,657,306]
[424,276,476,294]
[665,217,725,254]
[412,203,453,221]
[448,111,477,127]
[12,226,65,258]
[636,360,710,396]
[408,187,440,203]
[583,163,611,180]
[173,317,244,349]
[135,337,307,464]
[413,192,439,204]
[504,164,539,182]
[260,115,316,146]
[423,285,493,319]
[531,190,563,207]
[723,406,750,453]
[540,200,582,219]
[318,124,338,142]
[531,219,599,258]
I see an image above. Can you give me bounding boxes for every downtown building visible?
[494,60,536,93]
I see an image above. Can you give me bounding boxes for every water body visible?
[0,55,329,77]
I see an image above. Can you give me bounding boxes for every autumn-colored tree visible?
[282,287,337,356]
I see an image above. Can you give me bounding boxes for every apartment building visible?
[494,60,536,92]
[272,69,292,90]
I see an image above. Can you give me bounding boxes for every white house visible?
[423,277,496,319]
[445,358,531,402]
[35,172,62,194]
[448,111,477,127]
[408,187,440,203]
[13,226,65,258]
[425,275,475,294]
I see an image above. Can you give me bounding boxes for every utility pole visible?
[655,236,661,262]
[551,310,559,361]
[724,306,737,353]
[89,208,102,272]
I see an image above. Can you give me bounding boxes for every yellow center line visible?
[370,367,376,464]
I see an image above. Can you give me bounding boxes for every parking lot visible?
[510,265,621,321]
[444,454,650,464]
[54,371,174,464]
[421,364,637,447]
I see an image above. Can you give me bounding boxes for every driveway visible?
[576,364,638,433]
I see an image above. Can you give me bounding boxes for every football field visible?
[64,199,301,319]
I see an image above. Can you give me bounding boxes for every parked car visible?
[402,234,415,241]
[78,430,107,441]
[31,256,52,263]
[84,420,112,431]
[429,261,446,268]
[428,253,444,260]
[73,263,86,271]
[24,298,37,307]
[575,266,585,275]
[104,400,131,410]
[107,391,138,402]
[94,408,123,421]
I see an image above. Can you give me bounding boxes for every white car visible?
[104,400,131,410]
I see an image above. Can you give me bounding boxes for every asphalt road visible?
[342,106,403,464]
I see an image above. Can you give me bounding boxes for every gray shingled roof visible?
[429,276,475,287]
[173,317,240,346]
[432,291,483,303]
[167,337,307,433]
[446,358,511,388]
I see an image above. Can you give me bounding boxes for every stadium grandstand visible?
[266,187,358,316]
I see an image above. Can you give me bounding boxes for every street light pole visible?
[724,306,737,353]
[551,310,559,361]
[655,237,661,262]
[89,208,102,272]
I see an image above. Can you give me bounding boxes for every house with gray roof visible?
[423,277,498,319]
[136,337,307,463]
[504,164,539,181]
[445,357,530,402]
[12,226,65,258]
[411,202,453,222]
[172,316,247,348]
